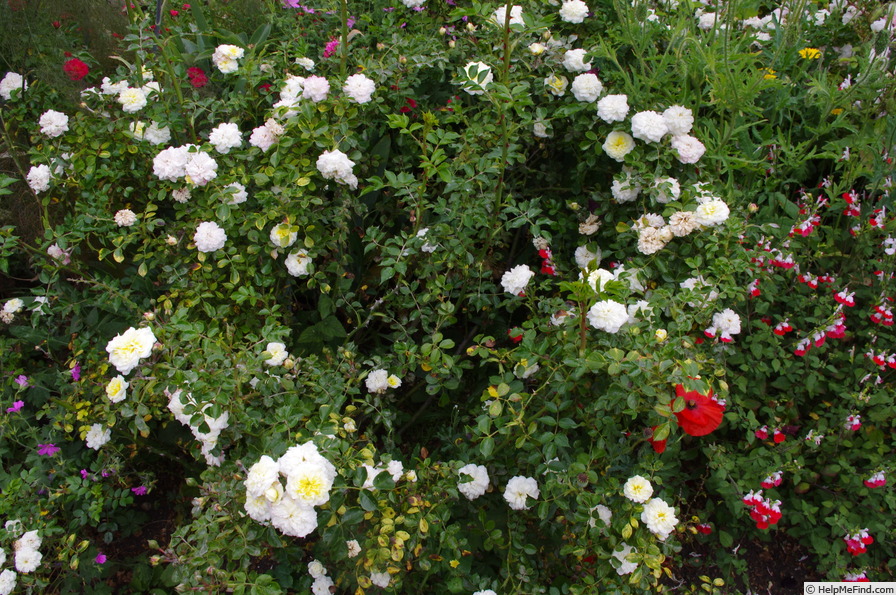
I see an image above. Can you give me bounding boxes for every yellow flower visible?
[449,560,460,568]
[798,47,821,59]
[760,68,777,80]
[831,108,844,115]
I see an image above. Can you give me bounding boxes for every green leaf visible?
[359,490,377,511]
[480,436,495,458]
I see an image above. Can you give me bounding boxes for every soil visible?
[666,531,823,594]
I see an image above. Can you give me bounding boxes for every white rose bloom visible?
[118,87,148,113]
[245,455,280,497]
[14,548,42,573]
[697,12,717,29]
[631,110,668,143]
[316,149,358,189]
[302,75,330,102]
[613,543,638,575]
[366,369,391,393]
[39,110,69,138]
[106,375,129,403]
[587,300,629,333]
[501,264,534,295]
[269,497,318,537]
[193,221,227,253]
[3,298,23,314]
[222,182,247,205]
[533,122,550,138]
[641,497,678,540]
[270,224,298,248]
[249,125,278,152]
[208,122,243,154]
[285,251,312,277]
[504,475,539,510]
[652,177,680,203]
[669,211,699,236]
[15,531,41,552]
[0,72,27,100]
[184,151,218,186]
[671,134,706,164]
[603,131,635,162]
[212,44,244,73]
[285,461,335,506]
[586,268,615,292]
[528,42,546,55]
[0,569,16,595]
[709,308,741,338]
[386,460,404,482]
[662,105,694,136]
[562,49,591,72]
[26,165,51,193]
[100,77,128,95]
[311,576,333,595]
[153,145,191,181]
[571,73,603,102]
[590,503,612,527]
[638,227,670,255]
[623,475,653,502]
[597,94,629,123]
[493,5,523,25]
[401,0,424,7]
[114,209,138,227]
[559,0,589,23]
[105,327,156,375]
[463,61,493,95]
[611,171,641,203]
[296,57,315,70]
[143,122,171,145]
[575,246,599,269]
[264,342,289,366]
[370,572,391,588]
[85,424,111,450]
[343,73,376,104]
[274,75,305,114]
[457,463,490,500]
[544,74,569,97]
[694,200,730,226]
[346,540,362,558]
[172,187,191,203]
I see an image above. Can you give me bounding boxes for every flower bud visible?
[466,22,476,31]
[448,40,456,48]
[748,203,759,212]
[655,328,668,342]
[166,235,177,245]
[438,26,447,35]
[399,56,407,64]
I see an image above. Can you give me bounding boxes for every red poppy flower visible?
[673,384,724,436]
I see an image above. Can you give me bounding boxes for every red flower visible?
[170,9,179,16]
[187,67,208,88]
[63,58,89,81]
[647,426,667,453]
[672,384,725,437]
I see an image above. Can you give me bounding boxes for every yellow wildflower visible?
[798,47,821,59]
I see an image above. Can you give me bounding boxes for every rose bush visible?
[1,0,894,592]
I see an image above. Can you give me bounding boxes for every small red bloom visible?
[696,523,713,535]
[52,20,61,28]
[507,329,523,344]
[673,384,725,437]
[772,428,786,443]
[170,9,179,16]
[647,426,667,454]
[755,425,768,440]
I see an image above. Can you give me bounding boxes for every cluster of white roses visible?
[249,118,284,152]
[0,524,42,590]
[0,72,27,100]
[212,44,245,74]
[365,368,402,393]
[316,149,358,189]
[622,475,679,540]
[153,145,218,187]
[243,441,337,538]
[307,559,334,595]
[269,223,312,277]
[457,464,540,510]
[630,186,730,255]
[361,458,415,489]
[602,104,706,165]
[167,389,230,466]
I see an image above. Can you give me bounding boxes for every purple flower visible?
[323,37,339,58]
[71,363,81,381]
[15,375,29,387]
[131,486,148,496]
[80,469,89,479]
[95,553,107,564]
[6,400,24,413]
[346,16,356,28]
[38,443,61,456]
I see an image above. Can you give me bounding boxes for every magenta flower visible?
[6,400,24,413]
[95,553,107,564]
[71,363,81,381]
[323,37,339,58]
[80,469,89,479]
[131,486,148,495]
[15,375,29,387]
[38,443,61,456]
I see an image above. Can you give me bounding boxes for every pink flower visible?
[38,443,61,456]
[323,37,339,58]
[131,486,148,495]
[71,363,81,381]
[15,375,29,387]
[95,553,107,564]
[6,400,24,413]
